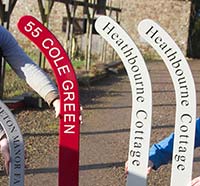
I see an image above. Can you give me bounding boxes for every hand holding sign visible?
[52,99,60,118]
[0,136,10,174]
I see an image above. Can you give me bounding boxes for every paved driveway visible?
[1,60,200,186]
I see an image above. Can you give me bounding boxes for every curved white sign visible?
[138,19,196,186]
[95,16,152,186]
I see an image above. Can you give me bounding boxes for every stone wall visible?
[120,0,192,58]
[9,0,192,61]
[9,0,67,53]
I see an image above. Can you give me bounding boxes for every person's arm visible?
[0,26,60,174]
[194,118,200,148]
[149,133,174,170]
[149,118,200,170]
[0,25,59,105]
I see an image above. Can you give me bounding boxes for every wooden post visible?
[38,0,54,69]
[64,1,77,61]
[64,2,71,54]
[84,0,90,71]
[69,1,77,60]
[84,0,96,71]
[86,0,96,71]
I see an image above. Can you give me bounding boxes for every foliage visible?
[72,59,85,70]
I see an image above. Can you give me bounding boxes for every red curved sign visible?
[17,15,80,186]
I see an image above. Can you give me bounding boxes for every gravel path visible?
[1,60,200,185]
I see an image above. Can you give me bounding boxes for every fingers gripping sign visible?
[17,16,80,186]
